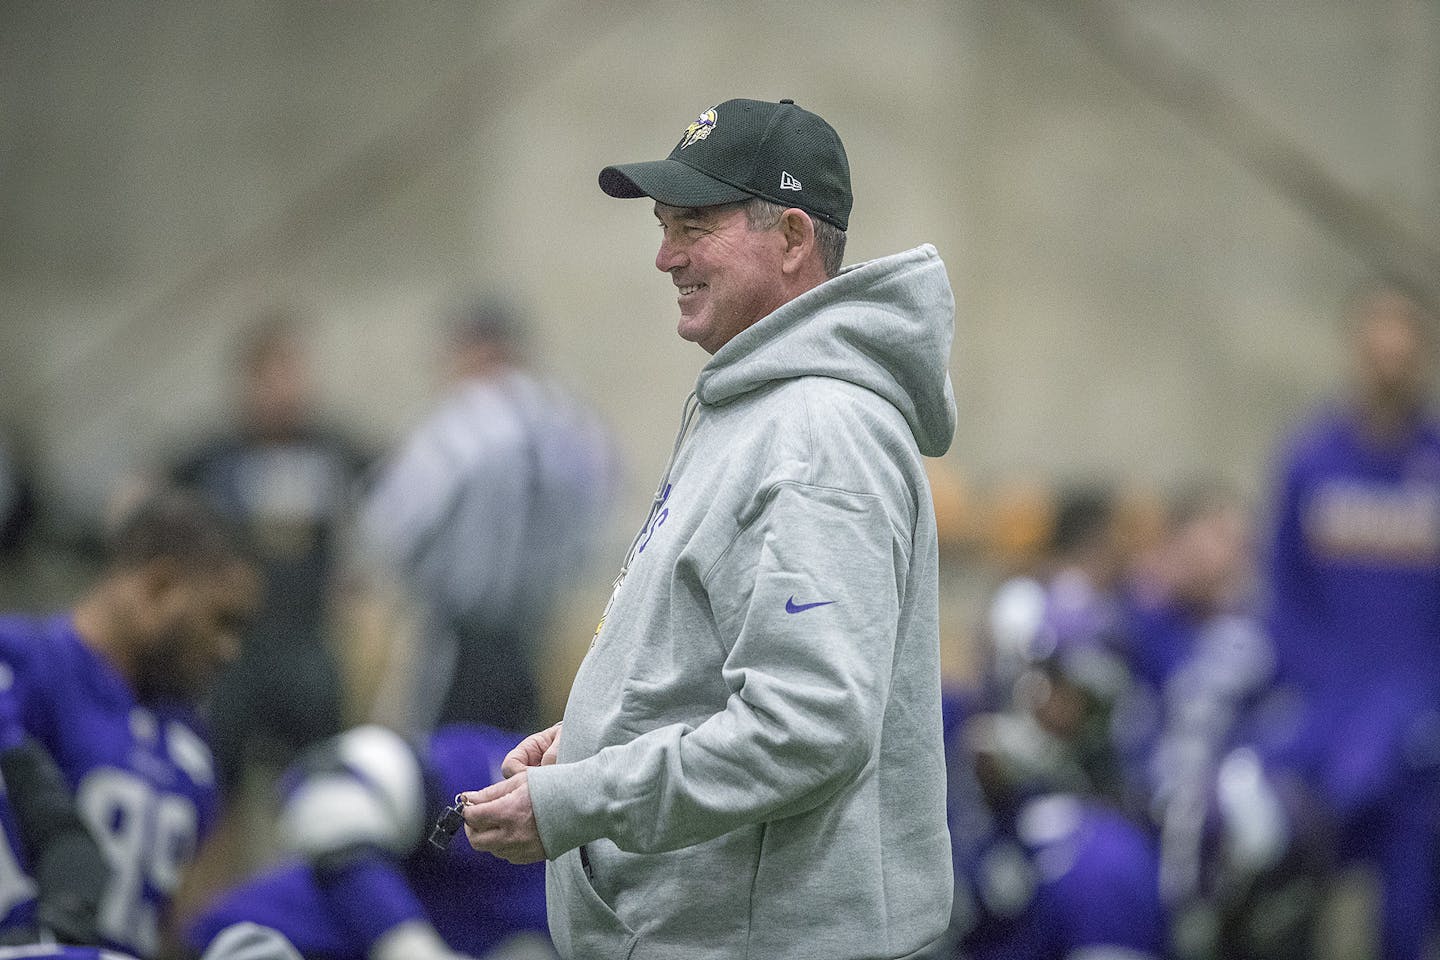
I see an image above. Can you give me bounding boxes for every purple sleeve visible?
[1266,447,1311,618]
[317,856,428,949]
[0,620,42,744]
[186,863,357,958]
[1263,437,1327,692]
[0,684,25,753]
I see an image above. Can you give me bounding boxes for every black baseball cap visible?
[599,98,852,230]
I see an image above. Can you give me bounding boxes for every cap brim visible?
[599,158,753,207]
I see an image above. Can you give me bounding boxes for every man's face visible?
[242,340,312,439]
[134,561,258,703]
[1168,504,1250,610]
[653,202,790,354]
[1353,291,1431,410]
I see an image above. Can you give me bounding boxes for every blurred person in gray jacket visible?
[459,98,957,960]
[360,296,614,735]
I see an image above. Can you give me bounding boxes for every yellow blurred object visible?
[985,479,1056,574]
[1114,486,1167,567]
[926,459,975,551]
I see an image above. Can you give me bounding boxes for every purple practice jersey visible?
[1265,409,1440,960]
[1268,408,1440,693]
[1119,602,1275,796]
[189,724,548,960]
[0,616,218,958]
[1264,408,1440,813]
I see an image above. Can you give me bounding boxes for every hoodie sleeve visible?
[529,480,906,857]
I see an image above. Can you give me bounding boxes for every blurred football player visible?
[983,487,1136,798]
[940,683,1167,960]
[187,723,551,960]
[0,491,258,956]
[1123,486,1324,960]
[1264,283,1440,959]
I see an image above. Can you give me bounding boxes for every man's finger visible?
[456,782,504,807]
[459,775,525,817]
[457,792,501,818]
[500,750,530,778]
[501,732,547,777]
[466,827,505,853]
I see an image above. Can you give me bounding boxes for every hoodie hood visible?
[694,243,957,457]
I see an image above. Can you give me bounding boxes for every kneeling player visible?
[943,683,1168,960]
[189,723,552,960]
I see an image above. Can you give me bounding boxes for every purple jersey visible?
[1268,408,1440,692]
[0,615,217,957]
[189,724,547,959]
[1265,408,1440,960]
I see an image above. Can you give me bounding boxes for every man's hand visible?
[500,722,563,778]
[459,771,546,864]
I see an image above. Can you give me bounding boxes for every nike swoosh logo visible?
[786,596,836,614]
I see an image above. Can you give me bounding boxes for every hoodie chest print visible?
[590,484,675,648]
[637,483,672,555]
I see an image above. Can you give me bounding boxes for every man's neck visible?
[1356,392,1422,447]
[71,586,135,686]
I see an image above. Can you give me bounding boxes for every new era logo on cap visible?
[780,171,802,191]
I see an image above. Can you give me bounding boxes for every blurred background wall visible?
[2,0,1436,595]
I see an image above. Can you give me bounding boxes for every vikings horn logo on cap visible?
[679,107,717,149]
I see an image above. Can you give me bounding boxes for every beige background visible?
[3,0,1436,552]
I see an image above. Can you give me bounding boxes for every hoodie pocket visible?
[554,847,640,959]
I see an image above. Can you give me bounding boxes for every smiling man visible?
[461,97,958,960]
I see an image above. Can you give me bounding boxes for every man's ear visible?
[778,208,817,275]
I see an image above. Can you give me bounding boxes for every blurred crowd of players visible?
[0,280,1435,960]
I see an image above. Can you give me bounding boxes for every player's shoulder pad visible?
[277,724,426,860]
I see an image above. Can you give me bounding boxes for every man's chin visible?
[676,315,705,344]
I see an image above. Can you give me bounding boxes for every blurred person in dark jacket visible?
[168,312,372,793]
[359,295,614,735]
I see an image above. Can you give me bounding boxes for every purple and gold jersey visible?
[190,724,547,959]
[0,616,217,957]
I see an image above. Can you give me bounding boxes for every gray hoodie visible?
[527,244,957,959]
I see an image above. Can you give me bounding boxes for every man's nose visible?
[655,235,686,273]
